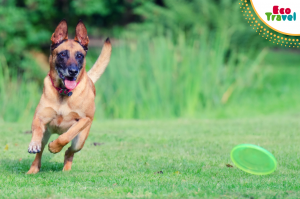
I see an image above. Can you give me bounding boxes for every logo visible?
[265,6,296,22]
[250,0,300,36]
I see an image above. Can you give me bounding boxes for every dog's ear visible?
[51,19,68,45]
[74,20,89,49]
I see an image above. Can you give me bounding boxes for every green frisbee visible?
[230,144,277,175]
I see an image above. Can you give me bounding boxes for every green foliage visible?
[0,0,266,80]
[1,33,269,122]
[127,0,267,48]
[0,55,40,122]
[0,0,140,81]
[0,0,292,121]
[71,0,120,16]
[0,0,266,77]
[91,33,267,119]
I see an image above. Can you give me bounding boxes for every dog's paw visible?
[48,140,63,154]
[26,167,40,174]
[28,141,41,154]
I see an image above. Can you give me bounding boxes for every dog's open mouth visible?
[64,78,77,90]
[57,70,77,90]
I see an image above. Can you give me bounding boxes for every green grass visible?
[1,116,300,198]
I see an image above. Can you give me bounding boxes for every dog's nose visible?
[68,66,79,77]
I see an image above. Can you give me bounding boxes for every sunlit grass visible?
[1,117,300,198]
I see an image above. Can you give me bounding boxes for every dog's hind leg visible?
[27,130,51,174]
[48,117,91,154]
[63,123,92,171]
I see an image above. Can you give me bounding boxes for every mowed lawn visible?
[1,117,300,198]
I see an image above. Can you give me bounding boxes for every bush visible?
[0,0,271,121]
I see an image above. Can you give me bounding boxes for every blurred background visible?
[1,0,300,122]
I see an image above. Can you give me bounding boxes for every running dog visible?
[27,19,111,174]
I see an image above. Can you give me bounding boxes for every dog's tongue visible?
[64,79,77,90]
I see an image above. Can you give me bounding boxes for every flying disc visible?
[230,144,277,175]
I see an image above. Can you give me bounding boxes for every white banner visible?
[251,0,300,35]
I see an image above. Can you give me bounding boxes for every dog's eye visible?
[77,54,83,59]
[60,52,66,57]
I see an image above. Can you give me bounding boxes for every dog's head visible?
[49,20,89,90]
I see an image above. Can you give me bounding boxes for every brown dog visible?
[27,20,111,174]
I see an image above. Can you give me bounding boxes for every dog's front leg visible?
[27,109,55,174]
[48,117,91,154]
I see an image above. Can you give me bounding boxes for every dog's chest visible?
[47,103,83,134]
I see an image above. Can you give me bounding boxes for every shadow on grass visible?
[0,154,64,174]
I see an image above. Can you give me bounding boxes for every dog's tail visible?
[87,38,112,83]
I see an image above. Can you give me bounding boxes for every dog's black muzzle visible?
[68,64,79,77]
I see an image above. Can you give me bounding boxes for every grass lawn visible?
[1,116,300,198]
